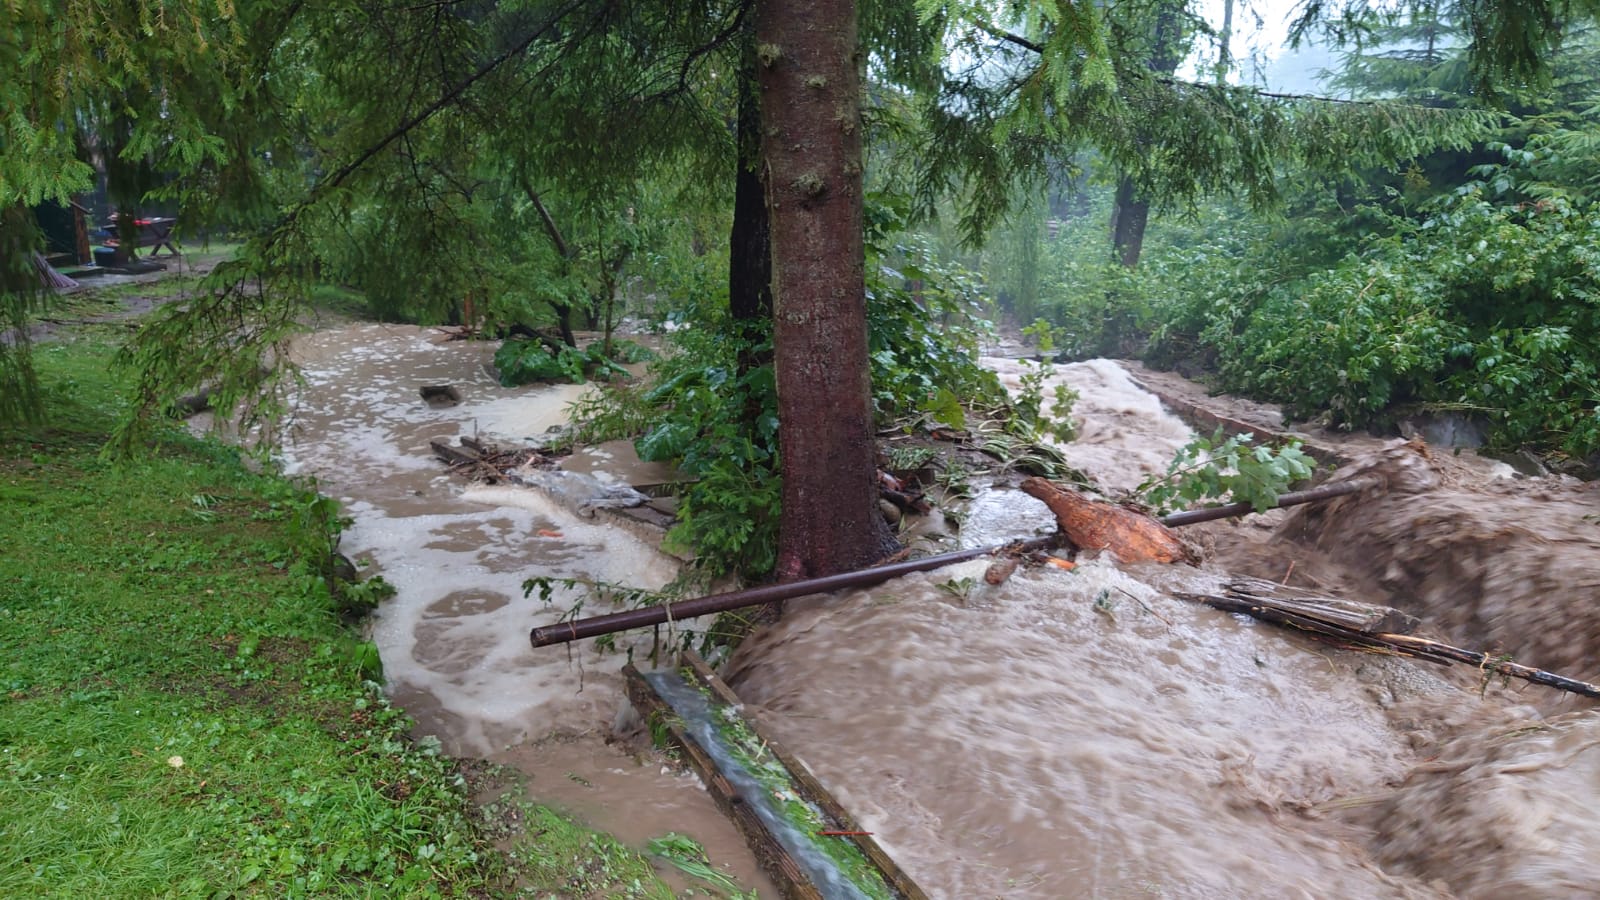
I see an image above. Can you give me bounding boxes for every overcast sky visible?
[1190,0,1344,94]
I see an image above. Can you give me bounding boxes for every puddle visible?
[495,731,782,897]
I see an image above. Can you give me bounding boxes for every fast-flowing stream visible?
[274,323,1600,898]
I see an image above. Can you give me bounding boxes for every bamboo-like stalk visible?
[1184,589,1600,699]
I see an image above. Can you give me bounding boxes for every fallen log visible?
[1021,477,1194,564]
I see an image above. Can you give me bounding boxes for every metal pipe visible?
[530,536,1059,648]
[531,476,1381,649]
[1158,476,1381,528]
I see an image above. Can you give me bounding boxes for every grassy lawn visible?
[0,322,678,898]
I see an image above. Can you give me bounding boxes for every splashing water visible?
[982,357,1195,494]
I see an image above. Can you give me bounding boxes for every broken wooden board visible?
[625,650,928,900]
[429,438,481,468]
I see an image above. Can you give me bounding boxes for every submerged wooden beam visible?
[680,652,930,900]
[626,652,928,899]
[623,663,818,899]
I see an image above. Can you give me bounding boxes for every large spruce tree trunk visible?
[757,0,898,581]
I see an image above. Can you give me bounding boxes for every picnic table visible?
[130,217,180,258]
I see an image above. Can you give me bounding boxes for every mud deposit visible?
[1280,444,1600,709]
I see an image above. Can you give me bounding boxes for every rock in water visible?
[420,384,462,408]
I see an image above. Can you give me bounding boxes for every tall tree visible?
[1107,0,1190,268]
[757,0,899,579]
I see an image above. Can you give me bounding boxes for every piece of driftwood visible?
[1217,578,1421,635]
[1021,476,1194,564]
[1174,582,1600,699]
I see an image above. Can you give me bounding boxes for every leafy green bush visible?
[1137,140,1600,458]
[1138,430,1316,515]
[492,338,633,386]
[634,338,783,580]
[865,201,1009,420]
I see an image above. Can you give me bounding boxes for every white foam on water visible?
[277,324,682,755]
[983,357,1197,494]
[472,383,596,442]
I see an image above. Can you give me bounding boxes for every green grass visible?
[0,327,677,897]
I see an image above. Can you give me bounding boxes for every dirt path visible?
[6,251,231,346]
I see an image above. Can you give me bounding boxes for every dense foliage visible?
[573,198,1014,581]
[1002,16,1600,462]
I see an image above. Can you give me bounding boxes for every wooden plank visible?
[428,438,480,467]
[681,650,931,900]
[623,664,822,900]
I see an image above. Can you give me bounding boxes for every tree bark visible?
[1110,176,1149,268]
[1109,1,1185,270]
[757,0,898,581]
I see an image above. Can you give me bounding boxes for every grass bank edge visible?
[0,327,675,898]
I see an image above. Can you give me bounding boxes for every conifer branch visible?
[973,17,1392,108]
[303,0,589,210]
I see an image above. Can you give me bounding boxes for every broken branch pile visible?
[1175,579,1600,699]
[429,435,552,485]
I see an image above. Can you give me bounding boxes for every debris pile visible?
[428,435,552,485]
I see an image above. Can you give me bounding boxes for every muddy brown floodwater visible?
[727,358,1600,898]
[276,323,777,895]
[275,326,1600,899]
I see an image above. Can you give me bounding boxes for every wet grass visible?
[0,326,676,896]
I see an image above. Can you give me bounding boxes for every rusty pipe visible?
[1158,475,1381,528]
[530,536,1060,648]
[531,477,1380,649]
